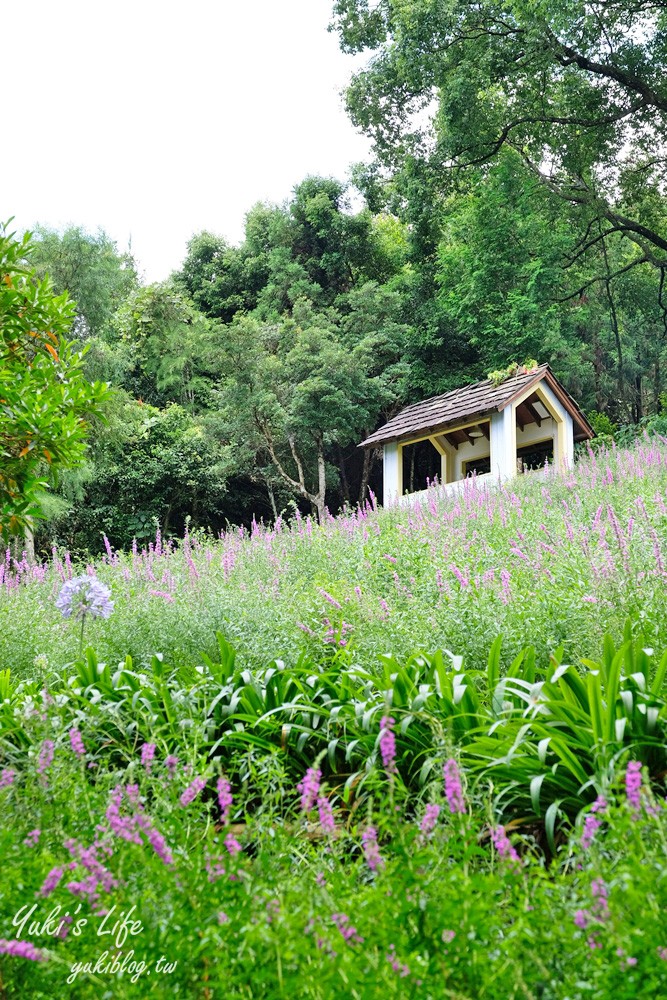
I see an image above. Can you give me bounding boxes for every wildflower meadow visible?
[1,441,667,997]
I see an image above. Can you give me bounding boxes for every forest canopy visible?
[17,2,667,551]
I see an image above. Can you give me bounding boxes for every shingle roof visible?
[360,364,594,447]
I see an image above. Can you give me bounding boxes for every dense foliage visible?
[0,223,109,541]
[1,445,667,996]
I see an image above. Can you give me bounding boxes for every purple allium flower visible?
[362,826,384,872]
[217,777,233,824]
[297,767,321,812]
[39,866,64,898]
[180,776,206,807]
[379,716,397,773]
[491,825,519,863]
[420,803,441,836]
[37,739,55,775]
[141,743,156,771]
[224,833,242,857]
[55,575,114,620]
[23,829,40,847]
[0,938,46,961]
[69,729,85,757]
[443,759,466,814]
[625,760,643,812]
[317,795,335,834]
[0,768,15,789]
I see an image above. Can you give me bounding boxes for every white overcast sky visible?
[3,0,372,282]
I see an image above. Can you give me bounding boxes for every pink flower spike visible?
[217,777,233,824]
[297,767,321,812]
[69,729,85,757]
[491,825,519,864]
[625,760,642,812]
[141,743,156,771]
[443,759,466,814]
[180,776,206,807]
[362,826,384,872]
[317,795,335,835]
[0,938,46,961]
[379,716,397,773]
[420,803,440,836]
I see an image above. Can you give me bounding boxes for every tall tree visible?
[30,226,138,339]
[332,0,667,300]
[0,222,108,539]
[217,299,407,520]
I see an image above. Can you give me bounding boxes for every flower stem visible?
[79,613,86,656]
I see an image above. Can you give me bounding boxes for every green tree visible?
[112,282,219,410]
[0,222,109,538]
[332,0,667,298]
[218,300,407,520]
[30,226,138,339]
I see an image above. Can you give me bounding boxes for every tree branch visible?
[546,28,667,111]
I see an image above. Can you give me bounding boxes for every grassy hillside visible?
[2,441,667,998]
[2,439,667,678]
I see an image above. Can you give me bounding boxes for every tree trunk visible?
[337,445,350,503]
[358,446,373,505]
[267,481,278,520]
[600,232,625,417]
[24,521,35,563]
[315,434,327,523]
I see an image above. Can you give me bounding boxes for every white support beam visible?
[383,441,403,503]
[490,405,516,481]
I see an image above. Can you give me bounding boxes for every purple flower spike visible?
[297,767,321,812]
[379,716,397,773]
[317,795,335,834]
[491,825,520,864]
[217,777,233,824]
[0,768,16,789]
[141,743,156,771]
[581,796,606,850]
[180,776,206,807]
[443,759,466,814]
[420,803,441,836]
[362,826,384,872]
[0,938,46,961]
[69,729,85,757]
[37,740,55,776]
[625,760,643,812]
